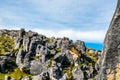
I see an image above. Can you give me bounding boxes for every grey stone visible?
[75,40,86,54]
[49,61,63,80]
[0,60,5,73]
[95,63,99,72]
[24,51,33,67]
[54,53,64,63]
[65,50,73,63]
[50,50,56,55]
[32,75,44,80]
[54,51,73,67]
[4,75,15,80]
[21,76,31,80]
[61,42,70,53]
[23,37,30,52]
[29,37,37,53]
[60,37,73,53]
[38,46,51,63]
[10,78,15,80]
[5,75,11,80]
[72,66,84,80]
[4,52,11,56]
[32,72,50,80]
[56,39,62,48]
[19,28,25,37]
[98,0,120,79]
[36,44,42,54]
[14,37,23,49]
[16,49,26,67]
[28,30,38,37]
[59,73,68,80]
[0,56,14,73]
[30,60,47,75]
[46,43,56,50]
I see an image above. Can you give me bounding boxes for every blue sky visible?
[0,0,118,50]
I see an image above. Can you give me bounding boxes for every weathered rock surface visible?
[32,72,50,80]
[98,0,120,80]
[30,60,47,75]
[16,49,26,67]
[49,61,63,80]
[0,56,16,73]
[74,40,86,54]
[72,66,84,80]
[0,28,100,79]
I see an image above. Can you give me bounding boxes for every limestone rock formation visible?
[98,0,120,80]
[0,29,100,80]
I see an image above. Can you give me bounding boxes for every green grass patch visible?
[0,73,6,80]
[48,58,54,67]
[45,38,52,43]
[86,51,98,63]
[7,68,30,79]
[0,34,14,55]
[0,68,31,80]
[54,48,61,53]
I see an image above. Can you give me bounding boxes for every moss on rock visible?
[0,34,14,55]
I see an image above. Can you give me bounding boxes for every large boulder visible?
[0,56,15,73]
[74,40,86,54]
[54,51,73,68]
[30,60,47,75]
[46,43,56,50]
[98,0,120,80]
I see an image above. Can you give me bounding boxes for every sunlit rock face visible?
[0,28,100,80]
[98,0,120,80]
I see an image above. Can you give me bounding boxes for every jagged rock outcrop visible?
[98,0,120,80]
[49,61,63,80]
[74,40,86,54]
[16,49,26,67]
[0,29,100,80]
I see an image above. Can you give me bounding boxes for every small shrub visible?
[48,58,54,67]
[54,48,61,53]
[45,38,52,43]
[22,67,30,74]
[0,34,14,55]
[7,68,30,79]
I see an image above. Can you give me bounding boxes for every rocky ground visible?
[0,29,101,80]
